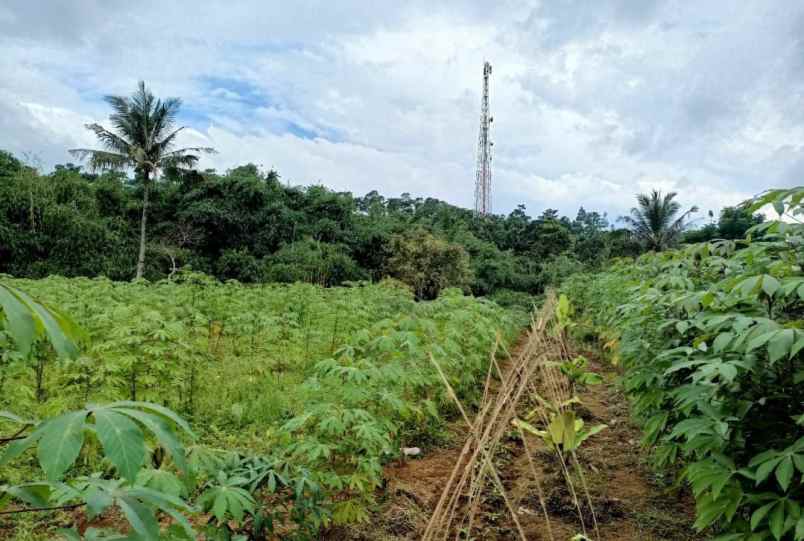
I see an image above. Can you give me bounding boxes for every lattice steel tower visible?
[474,61,493,216]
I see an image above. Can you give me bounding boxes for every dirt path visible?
[328,342,701,541]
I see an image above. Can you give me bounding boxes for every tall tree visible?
[621,190,697,251]
[70,81,214,279]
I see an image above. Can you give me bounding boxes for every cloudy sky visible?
[2,1,803,219]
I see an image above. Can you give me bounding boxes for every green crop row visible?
[563,189,804,540]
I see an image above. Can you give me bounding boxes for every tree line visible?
[0,82,761,301]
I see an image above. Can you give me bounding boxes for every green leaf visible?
[770,501,785,540]
[0,285,37,357]
[93,409,145,481]
[747,331,776,353]
[769,329,796,363]
[755,456,784,485]
[37,411,87,481]
[3,483,53,507]
[109,401,196,439]
[10,287,81,358]
[775,455,794,492]
[83,485,114,520]
[752,501,775,531]
[117,495,160,540]
[114,408,187,474]
[738,275,762,296]
[136,469,185,498]
[762,275,781,297]
[212,490,228,522]
[713,332,734,353]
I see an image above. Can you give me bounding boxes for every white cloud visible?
[1,0,803,219]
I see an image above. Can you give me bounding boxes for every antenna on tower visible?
[474,61,493,216]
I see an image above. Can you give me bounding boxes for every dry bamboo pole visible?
[421,292,604,541]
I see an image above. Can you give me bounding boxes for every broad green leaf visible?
[110,401,195,439]
[762,275,781,297]
[37,411,87,481]
[713,332,733,353]
[127,486,191,512]
[752,501,774,531]
[115,408,187,474]
[136,469,185,498]
[769,329,795,363]
[747,331,776,353]
[738,275,762,296]
[755,456,784,485]
[93,409,145,481]
[775,455,794,492]
[769,501,785,540]
[11,287,81,358]
[3,483,53,507]
[83,484,114,520]
[117,495,160,540]
[0,285,36,356]
[57,528,81,541]
[212,490,228,522]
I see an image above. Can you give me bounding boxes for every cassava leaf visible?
[93,409,145,481]
[37,411,87,481]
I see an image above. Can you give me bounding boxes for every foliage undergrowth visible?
[563,189,804,540]
[1,276,522,539]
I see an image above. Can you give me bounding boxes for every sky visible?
[1,1,803,220]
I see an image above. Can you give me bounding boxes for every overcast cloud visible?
[2,0,803,219]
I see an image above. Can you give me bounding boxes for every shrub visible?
[387,229,473,300]
[215,248,264,282]
[263,239,367,286]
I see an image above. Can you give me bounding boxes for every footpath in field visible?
[329,296,701,541]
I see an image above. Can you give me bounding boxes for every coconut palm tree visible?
[620,190,698,251]
[70,81,214,279]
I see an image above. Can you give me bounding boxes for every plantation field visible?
[0,275,523,538]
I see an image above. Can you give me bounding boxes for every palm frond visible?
[160,155,199,171]
[150,98,182,144]
[152,127,185,156]
[84,124,132,155]
[163,146,217,157]
[68,149,131,172]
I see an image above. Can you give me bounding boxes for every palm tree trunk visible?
[135,172,150,280]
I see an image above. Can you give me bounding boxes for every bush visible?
[487,288,539,311]
[263,239,367,286]
[215,248,264,282]
[387,229,473,300]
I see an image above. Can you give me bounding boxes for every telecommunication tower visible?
[474,61,493,216]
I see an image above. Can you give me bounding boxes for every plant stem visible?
[0,503,83,515]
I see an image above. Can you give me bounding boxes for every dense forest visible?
[0,145,761,304]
